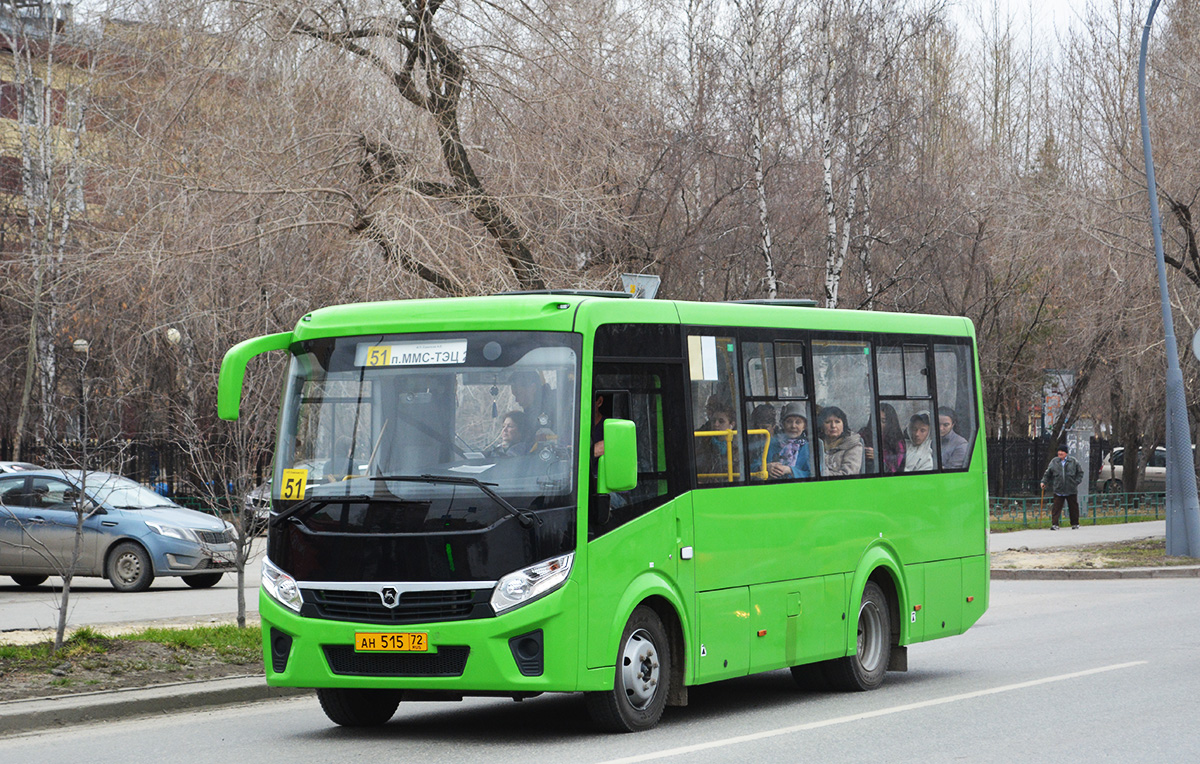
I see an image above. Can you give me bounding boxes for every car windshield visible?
[274,330,580,532]
[87,476,178,509]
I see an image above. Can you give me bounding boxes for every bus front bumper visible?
[259,581,582,693]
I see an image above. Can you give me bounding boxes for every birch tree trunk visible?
[735,0,778,299]
[820,5,842,308]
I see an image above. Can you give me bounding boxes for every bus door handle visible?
[680,546,693,560]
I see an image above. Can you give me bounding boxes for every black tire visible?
[316,687,403,727]
[586,605,671,733]
[11,574,48,589]
[1104,479,1123,493]
[183,572,224,589]
[106,541,154,592]
[824,581,892,692]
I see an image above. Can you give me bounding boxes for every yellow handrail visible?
[694,428,771,481]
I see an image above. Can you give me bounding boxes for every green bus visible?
[218,292,988,732]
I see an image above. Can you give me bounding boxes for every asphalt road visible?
[0,538,265,634]
[1,576,1196,763]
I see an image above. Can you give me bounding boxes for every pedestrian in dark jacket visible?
[1041,444,1084,530]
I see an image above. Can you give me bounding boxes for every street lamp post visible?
[1138,0,1200,556]
[71,338,90,449]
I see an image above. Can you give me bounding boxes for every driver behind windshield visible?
[510,371,556,443]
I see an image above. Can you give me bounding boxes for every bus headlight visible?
[262,557,303,612]
[490,552,573,614]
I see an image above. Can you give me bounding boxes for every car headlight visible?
[145,521,199,542]
[262,557,303,612]
[490,552,573,614]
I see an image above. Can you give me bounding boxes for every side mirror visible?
[218,331,293,421]
[597,418,638,493]
[83,500,105,517]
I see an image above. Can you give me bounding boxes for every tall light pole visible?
[1138,0,1200,556]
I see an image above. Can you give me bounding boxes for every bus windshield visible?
[274,331,580,532]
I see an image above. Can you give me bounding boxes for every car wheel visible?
[11,574,48,589]
[106,542,154,592]
[824,581,892,692]
[183,572,224,589]
[586,605,671,732]
[1104,479,1123,493]
[316,688,402,727]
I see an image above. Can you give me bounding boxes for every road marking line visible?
[595,661,1148,764]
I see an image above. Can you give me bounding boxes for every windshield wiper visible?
[269,493,378,527]
[371,474,541,528]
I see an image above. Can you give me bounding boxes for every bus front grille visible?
[323,645,470,677]
[301,588,488,625]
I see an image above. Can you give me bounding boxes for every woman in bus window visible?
[904,412,935,472]
[818,406,863,476]
[767,403,812,479]
[487,411,532,458]
[870,403,906,474]
[696,402,739,482]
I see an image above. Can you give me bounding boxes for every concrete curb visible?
[0,675,310,736]
[991,565,1200,580]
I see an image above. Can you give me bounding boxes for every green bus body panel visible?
[584,496,693,670]
[243,294,988,696]
[217,332,293,421]
[290,295,582,343]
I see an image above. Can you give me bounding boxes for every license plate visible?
[354,632,429,652]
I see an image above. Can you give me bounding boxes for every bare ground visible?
[0,621,262,703]
[991,537,1200,570]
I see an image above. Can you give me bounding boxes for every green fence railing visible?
[990,492,1166,529]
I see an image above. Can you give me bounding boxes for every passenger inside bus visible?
[748,404,778,479]
[696,400,738,483]
[904,412,935,472]
[818,405,864,476]
[766,402,812,479]
[486,411,532,458]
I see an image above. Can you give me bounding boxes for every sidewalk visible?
[0,520,1188,737]
[991,519,1165,552]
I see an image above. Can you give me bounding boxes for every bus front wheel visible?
[317,688,403,727]
[824,581,891,692]
[586,605,672,732]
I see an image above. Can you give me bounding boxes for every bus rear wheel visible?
[586,605,671,732]
[824,581,891,692]
[316,688,403,727]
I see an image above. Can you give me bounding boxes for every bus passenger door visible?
[586,363,692,671]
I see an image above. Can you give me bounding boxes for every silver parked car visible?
[0,461,42,474]
[0,470,237,592]
[1097,447,1167,493]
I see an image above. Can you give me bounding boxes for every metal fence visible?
[986,435,1109,496]
[989,491,1165,529]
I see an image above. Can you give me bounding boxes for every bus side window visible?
[879,344,936,474]
[935,342,977,470]
[688,334,744,485]
[812,339,875,477]
[591,365,688,539]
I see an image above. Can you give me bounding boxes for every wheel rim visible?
[115,552,142,584]
[856,598,885,673]
[620,628,660,710]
